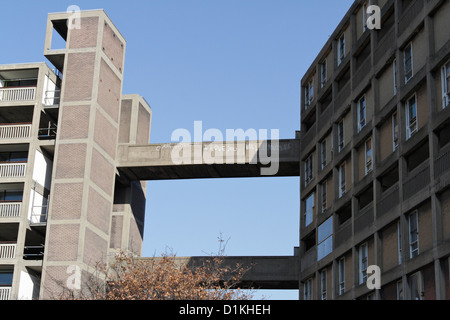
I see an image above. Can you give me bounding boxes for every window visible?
[305,79,314,108]
[0,152,28,163]
[398,221,403,265]
[338,258,345,295]
[404,42,413,83]
[365,137,373,175]
[304,154,314,186]
[357,96,366,132]
[337,33,345,66]
[320,140,327,170]
[317,217,333,261]
[362,1,372,32]
[392,111,399,151]
[339,162,346,198]
[409,271,424,300]
[0,272,13,287]
[0,190,23,202]
[320,270,327,300]
[321,180,327,213]
[304,278,312,300]
[408,210,419,259]
[337,119,344,151]
[320,60,327,88]
[405,94,417,139]
[393,59,398,95]
[359,243,368,285]
[305,193,315,227]
[442,60,450,109]
[397,280,404,300]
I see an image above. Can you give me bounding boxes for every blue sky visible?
[1,0,355,299]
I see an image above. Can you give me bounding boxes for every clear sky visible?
[1,0,355,299]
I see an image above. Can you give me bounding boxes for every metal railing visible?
[0,243,16,259]
[43,90,61,106]
[0,87,36,102]
[0,124,32,139]
[0,287,11,300]
[0,202,21,218]
[0,163,26,178]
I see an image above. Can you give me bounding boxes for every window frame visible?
[317,216,333,261]
[337,119,345,152]
[365,137,373,175]
[393,59,398,95]
[303,278,313,300]
[442,60,450,109]
[392,111,399,151]
[304,154,314,186]
[320,270,327,300]
[405,93,418,140]
[321,59,327,88]
[357,95,366,132]
[359,242,368,285]
[305,79,314,108]
[305,192,315,227]
[338,257,345,295]
[404,42,413,83]
[337,33,345,66]
[320,139,327,170]
[321,180,327,213]
[339,162,346,198]
[408,210,419,259]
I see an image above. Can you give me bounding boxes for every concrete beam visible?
[137,256,299,290]
[117,139,300,181]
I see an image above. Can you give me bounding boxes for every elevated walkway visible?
[117,139,300,181]
[138,255,299,290]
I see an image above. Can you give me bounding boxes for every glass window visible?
[406,94,417,139]
[365,138,373,174]
[318,217,333,261]
[358,96,366,132]
[338,34,345,66]
[392,112,399,151]
[304,278,312,300]
[321,60,327,88]
[393,59,398,95]
[305,193,314,227]
[408,211,419,258]
[359,243,368,285]
[0,272,13,286]
[404,42,413,83]
[321,180,327,213]
[320,270,327,300]
[338,120,344,151]
[0,190,23,202]
[339,162,346,198]
[320,140,327,170]
[304,154,313,186]
[338,258,345,295]
[442,61,450,109]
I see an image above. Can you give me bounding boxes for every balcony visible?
[0,124,32,140]
[0,287,11,300]
[0,243,16,259]
[0,163,26,179]
[0,202,21,218]
[0,87,36,102]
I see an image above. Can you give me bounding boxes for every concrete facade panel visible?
[63,52,96,102]
[69,17,99,49]
[97,58,121,122]
[55,143,87,179]
[83,227,108,267]
[94,109,118,158]
[87,186,111,234]
[59,105,90,140]
[90,147,114,195]
[46,224,80,261]
[51,182,84,220]
[102,22,125,73]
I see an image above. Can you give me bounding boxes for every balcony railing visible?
[0,163,27,178]
[0,124,32,140]
[0,87,36,102]
[0,287,11,300]
[0,243,16,259]
[0,202,21,218]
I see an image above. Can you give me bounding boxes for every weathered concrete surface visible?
[137,256,299,290]
[117,139,300,181]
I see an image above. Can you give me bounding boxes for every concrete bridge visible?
[116,139,300,181]
[138,255,299,290]
[118,138,301,290]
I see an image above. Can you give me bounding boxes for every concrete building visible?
[0,10,151,300]
[299,0,450,300]
[1,0,449,301]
